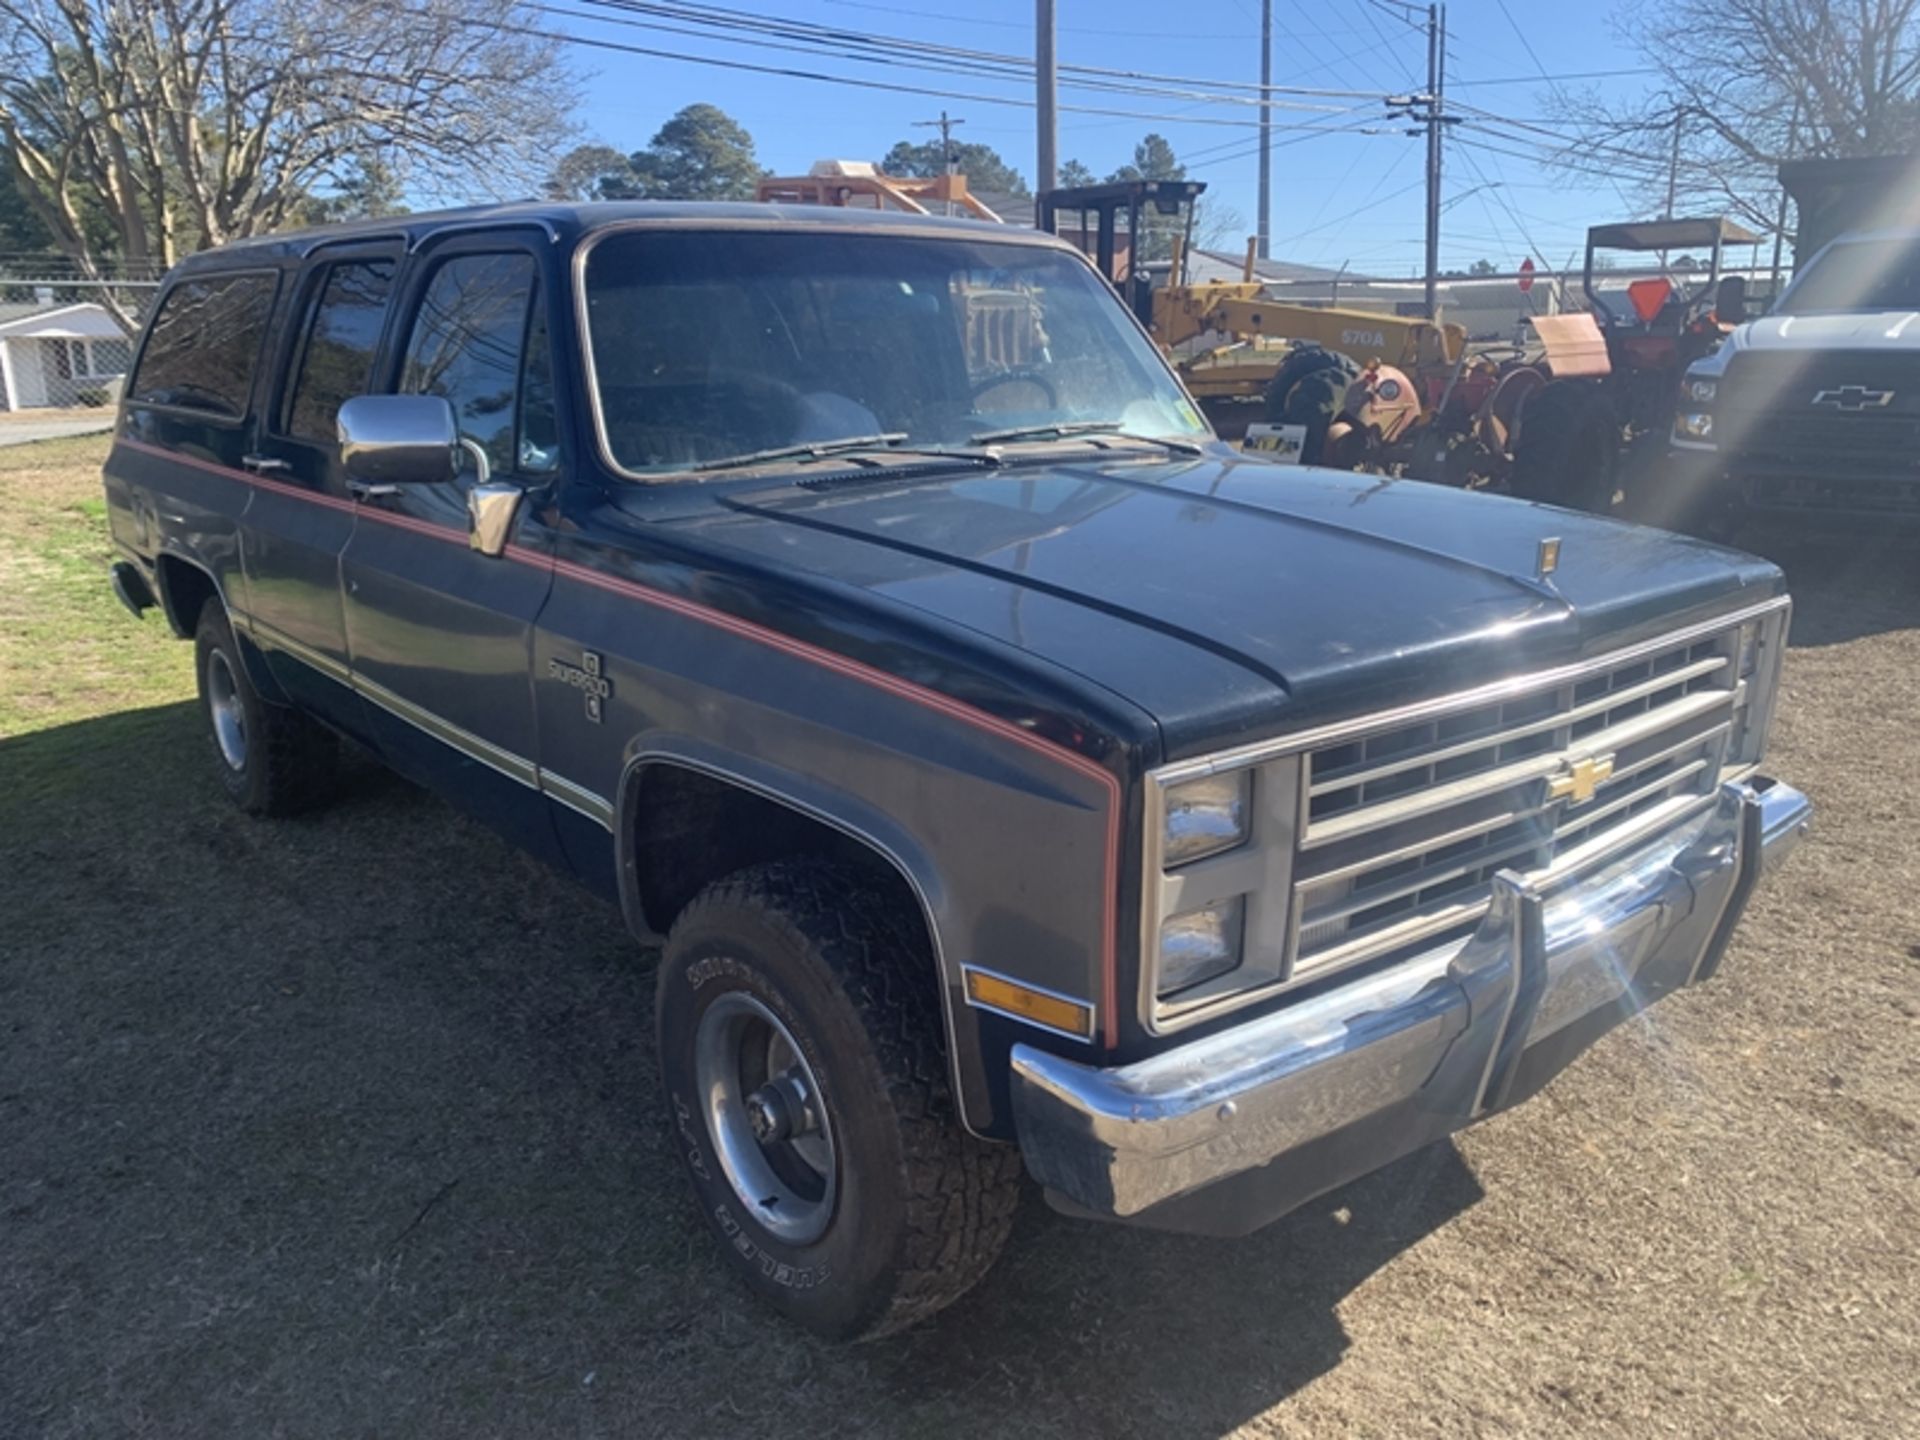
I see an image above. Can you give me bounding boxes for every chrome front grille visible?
[1293,632,1742,979]
[1139,599,1790,1034]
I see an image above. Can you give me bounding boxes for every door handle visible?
[347,478,401,501]
[241,453,290,474]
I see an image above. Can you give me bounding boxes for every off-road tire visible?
[1262,346,1355,421]
[1509,379,1620,513]
[657,860,1023,1341]
[1280,367,1354,467]
[193,604,338,816]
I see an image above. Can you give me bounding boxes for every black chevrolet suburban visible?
[103,202,1811,1340]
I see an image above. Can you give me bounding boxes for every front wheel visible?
[657,861,1022,1340]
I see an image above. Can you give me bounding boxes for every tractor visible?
[1500,217,1759,510]
[1298,216,1759,512]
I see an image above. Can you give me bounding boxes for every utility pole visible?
[1385,5,1451,315]
[915,110,964,216]
[1257,0,1272,259]
[1422,3,1446,319]
[1036,0,1057,196]
[1663,111,1682,220]
[1660,109,1683,268]
[1769,96,1801,301]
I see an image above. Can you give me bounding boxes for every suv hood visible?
[652,452,1782,758]
[1728,311,1920,353]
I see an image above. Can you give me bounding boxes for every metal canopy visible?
[1038,179,1208,211]
[1587,217,1761,251]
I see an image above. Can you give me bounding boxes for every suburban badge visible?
[548,649,611,723]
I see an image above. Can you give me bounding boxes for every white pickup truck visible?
[1672,227,1920,523]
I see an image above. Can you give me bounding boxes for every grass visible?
[0,434,192,739]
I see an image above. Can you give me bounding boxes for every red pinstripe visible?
[115,434,1124,1045]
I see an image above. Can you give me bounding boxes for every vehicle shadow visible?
[873,1144,1483,1435]
[1747,529,1920,648]
[1,701,1481,1439]
[1619,484,1919,648]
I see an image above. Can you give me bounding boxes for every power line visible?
[1180,115,1391,170]
[913,109,965,214]
[1454,140,1551,267]
[507,13,1353,130]
[1447,67,1657,88]
[1454,116,1720,187]
[1270,175,1425,247]
[539,2,1323,112]
[566,0,1394,106]
[819,0,1283,42]
[1489,0,1559,92]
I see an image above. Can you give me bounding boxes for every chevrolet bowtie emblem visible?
[1811,384,1894,411]
[1548,753,1615,806]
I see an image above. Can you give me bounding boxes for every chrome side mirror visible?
[337,394,461,487]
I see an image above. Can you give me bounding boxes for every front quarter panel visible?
[530,517,1146,1136]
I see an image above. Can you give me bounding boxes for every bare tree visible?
[0,0,576,328]
[1557,0,1920,239]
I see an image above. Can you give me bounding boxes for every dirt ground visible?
[3,439,1916,1438]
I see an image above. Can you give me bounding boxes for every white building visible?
[0,301,135,411]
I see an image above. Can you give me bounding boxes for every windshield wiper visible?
[965,420,1206,456]
[696,433,912,473]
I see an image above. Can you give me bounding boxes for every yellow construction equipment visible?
[1158,234,1464,418]
[1036,180,1463,433]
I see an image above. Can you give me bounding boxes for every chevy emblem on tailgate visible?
[1549,753,1615,806]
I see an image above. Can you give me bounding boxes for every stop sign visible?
[1518,257,1536,293]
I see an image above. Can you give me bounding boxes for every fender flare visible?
[615,739,991,1136]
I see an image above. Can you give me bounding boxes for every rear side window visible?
[129,272,278,418]
[400,252,557,475]
[284,259,396,442]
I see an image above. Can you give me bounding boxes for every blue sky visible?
[557,0,1680,277]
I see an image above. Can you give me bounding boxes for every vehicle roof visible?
[170,199,1064,275]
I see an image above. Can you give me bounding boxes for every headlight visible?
[1157,896,1245,997]
[1162,770,1250,866]
[1674,411,1714,441]
[1685,377,1717,404]
[1145,757,1299,1028]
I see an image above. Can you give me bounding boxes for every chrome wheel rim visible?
[205,648,248,772]
[693,989,837,1245]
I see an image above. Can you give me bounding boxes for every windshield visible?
[1780,236,1920,315]
[581,229,1209,476]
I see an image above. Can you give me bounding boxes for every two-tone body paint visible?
[527,503,1150,1130]
[101,199,1791,1139]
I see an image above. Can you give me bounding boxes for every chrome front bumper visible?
[1010,776,1811,1235]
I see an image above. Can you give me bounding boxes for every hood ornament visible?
[1536,536,1562,580]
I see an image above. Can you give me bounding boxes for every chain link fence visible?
[0,272,161,415]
